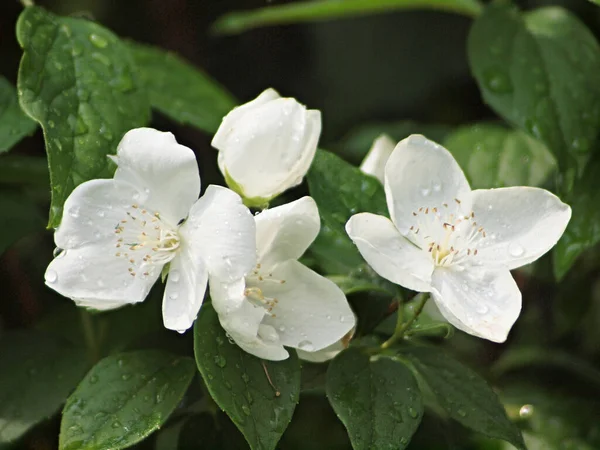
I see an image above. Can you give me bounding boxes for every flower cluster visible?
[45,89,571,361]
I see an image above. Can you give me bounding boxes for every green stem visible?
[80,309,100,363]
[381,293,428,349]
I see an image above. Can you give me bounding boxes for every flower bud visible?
[212,88,322,206]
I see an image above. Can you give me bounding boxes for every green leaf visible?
[444,123,556,189]
[468,3,600,179]
[16,6,151,228]
[212,0,482,35]
[194,303,301,450]
[553,156,600,279]
[0,190,44,255]
[0,77,37,153]
[402,346,525,449]
[340,120,451,163]
[0,331,89,444]
[59,351,195,450]
[326,348,423,449]
[307,149,388,274]
[128,41,236,133]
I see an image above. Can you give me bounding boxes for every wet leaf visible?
[59,351,195,450]
[193,303,301,450]
[129,41,236,133]
[326,348,423,449]
[16,6,150,227]
[402,345,525,449]
[444,123,556,189]
[468,3,600,180]
[0,76,37,153]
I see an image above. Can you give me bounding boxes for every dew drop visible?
[519,404,534,418]
[241,373,250,383]
[89,34,109,48]
[432,180,442,192]
[508,243,524,257]
[214,355,227,368]
[111,421,121,429]
[68,206,80,218]
[339,315,346,323]
[408,407,419,419]
[483,69,513,94]
[89,375,98,384]
[242,405,251,416]
[97,210,105,218]
[53,247,65,258]
[298,340,314,351]
[46,270,58,283]
[169,292,179,300]
[170,270,180,282]
[475,303,489,314]
[420,186,431,197]
[457,408,467,417]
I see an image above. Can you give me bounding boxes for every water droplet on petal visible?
[170,270,180,282]
[46,270,58,283]
[298,340,314,351]
[508,243,524,257]
[420,186,431,197]
[68,206,80,218]
[432,180,442,192]
[169,292,179,300]
[475,303,489,314]
[53,247,65,258]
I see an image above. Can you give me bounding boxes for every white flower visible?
[211,88,322,205]
[346,135,571,342]
[359,134,395,183]
[45,128,256,333]
[210,197,356,361]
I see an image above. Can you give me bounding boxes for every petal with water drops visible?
[431,265,521,343]
[385,135,472,234]
[470,187,571,270]
[218,300,289,361]
[255,196,320,270]
[113,128,201,227]
[162,246,209,333]
[180,185,256,282]
[346,213,433,292]
[45,242,161,308]
[261,260,355,352]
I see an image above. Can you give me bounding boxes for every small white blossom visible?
[210,197,356,361]
[45,128,256,333]
[359,134,395,183]
[212,88,322,205]
[346,135,571,342]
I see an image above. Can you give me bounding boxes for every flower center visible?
[113,203,181,277]
[244,263,287,317]
[407,199,486,267]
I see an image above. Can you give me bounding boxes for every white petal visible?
[218,301,289,361]
[255,196,320,270]
[359,134,395,184]
[209,277,247,316]
[212,88,281,150]
[72,298,126,311]
[296,339,346,363]
[261,260,355,352]
[431,265,521,343]
[113,128,200,227]
[180,185,256,282]
[162,248,209,333]
[54,179,139,249]
[384,135,472,233]
[471,187,571,270]
[45,243,160,307]
[212,91,321,200]
[345,213,434,292]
